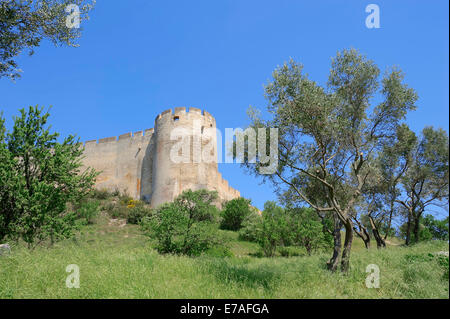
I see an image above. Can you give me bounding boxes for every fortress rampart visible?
[81,107,240,207]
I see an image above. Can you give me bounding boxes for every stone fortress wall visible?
[81,107,240,208]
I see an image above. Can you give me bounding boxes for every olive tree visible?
[396,126,449,244]
[0,0,95,80]
[237,49,417,272]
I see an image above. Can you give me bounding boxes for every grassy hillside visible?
[0,210,448,299]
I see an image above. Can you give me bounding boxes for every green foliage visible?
[421,215,449,241]
[238,49,419,271]
[127,205,153,225]
[140,189,220,256]
[119,194,133,206]
[0,106,98,247]
[400,215,449,243]
[220,197,252,231]
[90,189,112,200]
[110,206,128,219]
[77,200,100,224]
[0,213,447,298]
[289,208,331,255]
[0,0,95,80]
[238,209,262,242]
[240,202,332,257]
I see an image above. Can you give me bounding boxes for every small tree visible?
[396,127,449,244]
[289,207,330,255]
[257,203,285,257]
[220,197,252,231]
[0,106,98,247]
[141,189,220,256]
[421,215,449,241]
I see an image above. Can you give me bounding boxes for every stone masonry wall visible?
[81,107,240,208]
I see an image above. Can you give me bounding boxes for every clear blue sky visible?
[0,0,448,211]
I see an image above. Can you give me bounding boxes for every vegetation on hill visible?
[234,48,449,272]
[0,202,447,298]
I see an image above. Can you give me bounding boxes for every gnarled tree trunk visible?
[341,219,353,273]
[405,209,412,245]
[327,215,342,272]
[369,215,385,248]
[353,218,370,249]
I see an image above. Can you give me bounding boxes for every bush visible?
[288,208,330,255]
[119,194,134,206]
[77,200,100,224]
[90,189,111,200]
[127,205,153,225]
[140,189,220,256]
[239,202,332,257]
[110,206,129,219]
[102,201,116,214]
[238,209,261,242]
[220,197,252,231]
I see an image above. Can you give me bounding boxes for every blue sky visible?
[0,0,448,211]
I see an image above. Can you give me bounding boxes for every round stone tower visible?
[150,107,218,207]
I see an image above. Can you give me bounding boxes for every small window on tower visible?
[174,116,179,121]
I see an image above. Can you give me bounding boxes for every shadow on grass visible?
[206,259,281,290]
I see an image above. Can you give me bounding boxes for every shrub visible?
[90,189,111,200]
[288,207,330,255]
[140,189,220,256]
[110,206,129,219]
[220,197,252,231]
[102,201,116,214]
[127,205,153,225]
[240,202,332,257]
[119,194,133,206]
[238,209,261,242]
[78,200,100,224]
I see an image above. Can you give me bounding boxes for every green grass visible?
[0,212,448,298]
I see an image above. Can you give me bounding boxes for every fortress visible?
[81,107,240,208]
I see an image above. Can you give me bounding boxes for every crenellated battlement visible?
[81,107,239,208]
[154,107,216,128]
[83,128,154,147]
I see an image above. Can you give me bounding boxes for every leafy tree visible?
[0,106,98,247]
[238,208,262,242]
[396,127,449,244]
[421,215,448,241]
[240,201,330,257]
[237,49,417,272]
[141,189,220,256]
[0,0,95,80]
[256,201,286,257]
[288,207,331,255]
[220,197,252,231]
